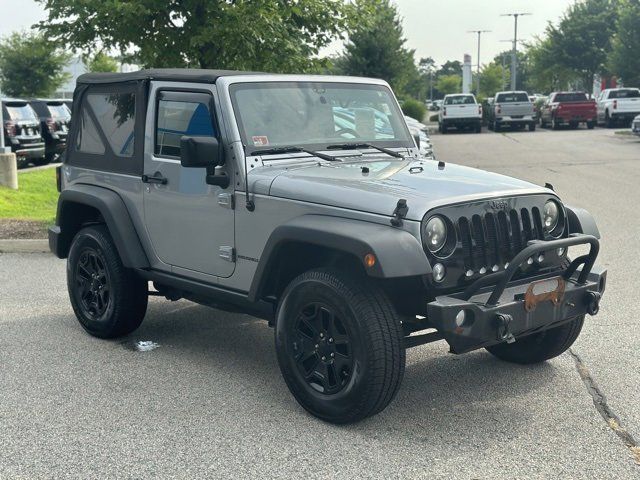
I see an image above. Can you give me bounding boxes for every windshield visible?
[444,95,476,105]
[554,93,588,102]
[3,103,37,121]
[47,103,71,118]
[230,82,413,154]
[496,92,529,103]
[609,89,640,99]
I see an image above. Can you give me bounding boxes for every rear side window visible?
[155,93,215,158]
[444,95,476,105]
[609,89,640,99]
[554,93,588,102]
[496,93,529,103]
[86,93,135,157]
[67,81,144,175]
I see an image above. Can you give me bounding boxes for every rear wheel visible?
[587,121,595,130]
[485,316,584,364]
[475,123,482,133]
[67,225,148,339]
[552,117,560,130]
[540,116,547,128]
[605,111,615,128]
[275,268,405,424]
[528,122,536,132]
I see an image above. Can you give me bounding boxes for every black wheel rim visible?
[291,303,353,395]
[75,248,111,319]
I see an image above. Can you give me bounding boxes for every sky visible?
[0,0,574,67]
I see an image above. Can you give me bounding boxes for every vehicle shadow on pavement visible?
[131,301,563,436]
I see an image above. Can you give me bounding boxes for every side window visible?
[85,93,136,157]
[155,95,215,158]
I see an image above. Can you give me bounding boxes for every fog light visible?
[537,254,545,263]
[455,310,466,327]
[465,269,474,277]
[557,247,566,256]
[433,263,446,282]
[527,257,534,265]
[479,267,487,274]
[492,264,499,272]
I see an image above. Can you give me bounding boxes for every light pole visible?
[468,30,491,95]
[501,13,531,90]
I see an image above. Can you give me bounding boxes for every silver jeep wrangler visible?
[50,70,606,423]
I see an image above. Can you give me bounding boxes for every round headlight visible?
[425,216,447,253]
[543,200,560,232]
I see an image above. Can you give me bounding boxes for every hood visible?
[264,157,550,221]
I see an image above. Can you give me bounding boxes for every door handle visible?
[142,172,168,185]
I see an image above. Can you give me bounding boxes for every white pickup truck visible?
[438,94,482,134]
[597,88,640,127]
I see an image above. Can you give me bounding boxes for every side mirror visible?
[180,136,223,168]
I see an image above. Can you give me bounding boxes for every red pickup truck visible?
[539,92,597,130]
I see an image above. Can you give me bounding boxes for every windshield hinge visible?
[217,192,235,209]
[390,199,409,227]
[219,246,236,263]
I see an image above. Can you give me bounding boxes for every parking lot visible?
[1,127,639,479]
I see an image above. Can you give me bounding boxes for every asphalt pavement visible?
[1,127,639,478]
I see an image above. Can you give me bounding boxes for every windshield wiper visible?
[326,142,405,159]
[254,146,339,162]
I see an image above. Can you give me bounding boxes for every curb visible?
[0,239,50,254]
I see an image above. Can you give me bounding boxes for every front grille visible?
[457,207,545,273]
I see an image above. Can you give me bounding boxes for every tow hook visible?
[585,291,601,316]
[495,313,516,344]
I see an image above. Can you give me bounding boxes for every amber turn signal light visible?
[364,253,376,268]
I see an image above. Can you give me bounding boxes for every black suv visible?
[1,98,45,168]
[29,99,72,164]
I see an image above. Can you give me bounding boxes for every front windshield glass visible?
[230,82,414,154]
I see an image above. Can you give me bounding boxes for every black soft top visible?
[77,68,264,85]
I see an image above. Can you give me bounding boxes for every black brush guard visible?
[426,234,606,354]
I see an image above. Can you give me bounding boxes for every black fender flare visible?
[565,205,600,239]
[50,184,149,269]
[247,215,431,302]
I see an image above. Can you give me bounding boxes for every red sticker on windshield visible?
[252,136,269,146]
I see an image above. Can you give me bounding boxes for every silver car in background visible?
[633,114,640,137]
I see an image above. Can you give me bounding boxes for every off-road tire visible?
[67,225,148,339]
[485,315,585,364]
[275,268,405,424]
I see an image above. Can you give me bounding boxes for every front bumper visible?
[14,144,45,159]
[426,234,605,354]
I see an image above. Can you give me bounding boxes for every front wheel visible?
[485,316,584,364]
[275,268,405,424]
[67,225,148,339]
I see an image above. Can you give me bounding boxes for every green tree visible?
[36,0,356,73]
[339,0,418,95]
[610,0,640,87]
[545,0,618,92]
[0,31,70,97]
[437,60,462,77]
[479,63,509,98]
[526,37,575,93]
[85,52,119,73]
[435,74,461,95]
